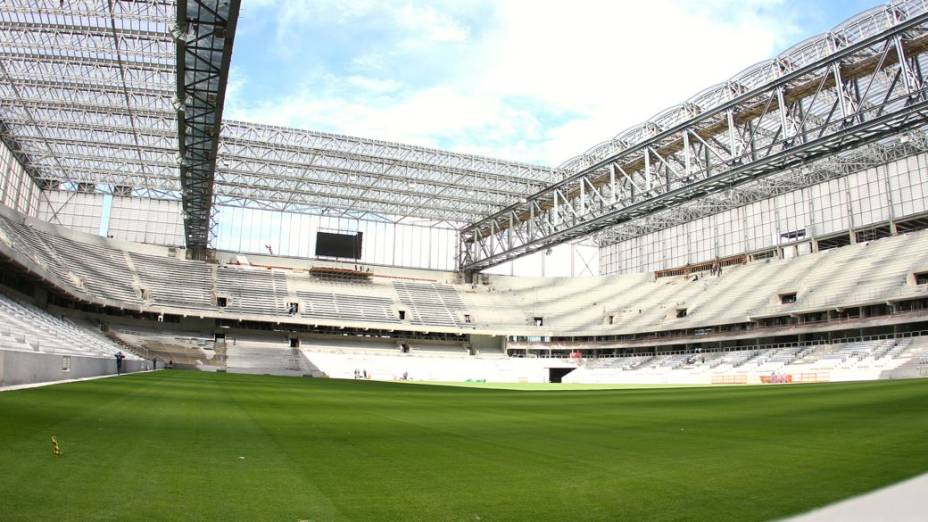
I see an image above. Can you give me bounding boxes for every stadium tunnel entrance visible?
[548,367,574,383]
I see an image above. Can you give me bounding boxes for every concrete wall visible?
[470,334,504,354]
[882,362,928,380]
[0,349,147,387]
[301,350,562,383]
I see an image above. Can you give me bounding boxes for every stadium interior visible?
[0,1,928,385]
[2,1,928,519]
[1,0,928,389]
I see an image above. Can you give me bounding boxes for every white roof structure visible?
[2,1,927,271]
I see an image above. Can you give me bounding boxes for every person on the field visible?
[115,352,125,375]
[152,357,157,370]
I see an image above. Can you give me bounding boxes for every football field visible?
[1,371,927,521]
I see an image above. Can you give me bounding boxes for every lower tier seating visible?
[0,292,137,360]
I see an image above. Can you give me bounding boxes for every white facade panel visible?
[37,191,103,236]
[601,152,928,275]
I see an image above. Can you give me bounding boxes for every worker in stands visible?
[114,351,125,375]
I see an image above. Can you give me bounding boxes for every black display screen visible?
[315,231,363,259]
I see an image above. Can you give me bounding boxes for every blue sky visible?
[225,0,882,167]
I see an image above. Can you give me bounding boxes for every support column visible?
[807,187,819,253]
[187,245,210,261]
[570,242,575,277]
[882,163,898,235]
[844,175,857,244]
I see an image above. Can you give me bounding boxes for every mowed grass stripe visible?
[0,371,926,521]
[0,373,338,521]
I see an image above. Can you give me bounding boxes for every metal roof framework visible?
[460,1,928,272]
[0,1,177,200]
[214,121,563,226]
[594,132,928,246]
[175,0,239,255]
[0,0,562,251]
[3,1,927,269]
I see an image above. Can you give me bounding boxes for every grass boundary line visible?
[0,369,159,393]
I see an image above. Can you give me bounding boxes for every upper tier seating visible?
[130,252,214,310]
[1,208,927,337]
[216,266,289,317]
[298,290,399,324]
[42,235,140,304]
[394,281,467,327]
[0,215,140,304]
[479,231,928,334]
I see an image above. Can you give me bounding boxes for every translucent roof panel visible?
[0,1,178,196]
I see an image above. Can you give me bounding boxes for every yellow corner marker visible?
[51,435,61,457]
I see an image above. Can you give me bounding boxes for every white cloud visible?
[395,4,470,42]
[228,0,804,166]
[344,75,403,94]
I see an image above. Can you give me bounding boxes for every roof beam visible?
[175,0,240,256]
[460,8,928,272]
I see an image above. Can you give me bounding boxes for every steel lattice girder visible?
[175,0,240,253]
[213,121,563,225]
[593,133,928,245]
[460,5,928,272]
[0,1,176,203]
[0,1,564,241]
[213,195,462,227]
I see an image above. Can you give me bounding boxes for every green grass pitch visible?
[1,372,927,521]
